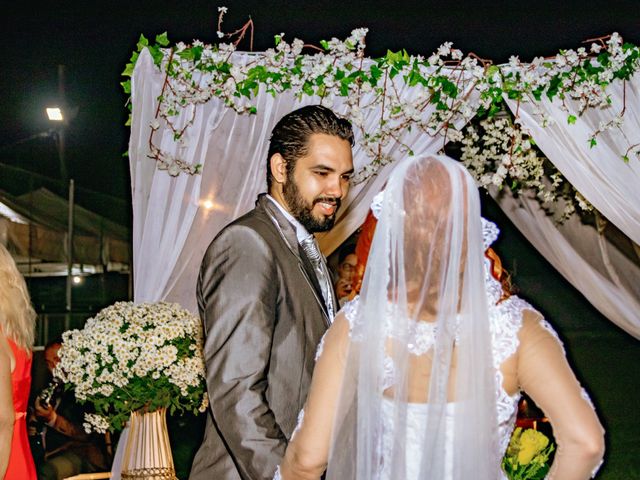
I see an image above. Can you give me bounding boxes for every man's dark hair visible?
[266,105,354,190]
[45,336,63,351]
[338,244,356,265]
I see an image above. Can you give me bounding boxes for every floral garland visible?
[121,8,639,210]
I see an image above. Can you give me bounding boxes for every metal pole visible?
[65,179,74,330]
[58,64,72,331]
[57,64,68,185]
[57,128,67,186]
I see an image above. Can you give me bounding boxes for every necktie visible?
[300,235,335,320]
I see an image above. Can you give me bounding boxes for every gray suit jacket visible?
[189,194,331,480]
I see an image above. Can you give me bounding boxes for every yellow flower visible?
[506,427,523,457]
[517,429,549,465]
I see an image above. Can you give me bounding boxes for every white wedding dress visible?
[278,259,597,480]
[277,240,602,480]
[338,255,529,480]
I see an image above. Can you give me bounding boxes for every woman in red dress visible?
[0,244,37,480]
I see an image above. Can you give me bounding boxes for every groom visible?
[190,105,354,480]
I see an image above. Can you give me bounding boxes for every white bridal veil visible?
[326,155,499,479]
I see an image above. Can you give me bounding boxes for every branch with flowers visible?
[121,8,639,212]
[458,110,593,221]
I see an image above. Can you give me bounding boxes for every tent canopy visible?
[0,187,131,272]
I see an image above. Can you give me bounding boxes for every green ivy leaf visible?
[440,79,459,98]
[320,39,329,50]
[546,76,562,101]
[597,52,611,67]
[148,45,164,66]
[507,89,521,100]
[136,34,149,51]
[192,45,204,62]
[407,70,427,87]
[121,63,134,78]
[487,103,502,118]
[531,87,543,102]
[589,137,598,148]
[302,81,315,96]
[155,32,170,47]
[485,65,500,84]
[567,114,577,125]
[178,46,203,62]
[385,50,398,64]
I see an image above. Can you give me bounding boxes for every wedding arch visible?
[125,15,640,338]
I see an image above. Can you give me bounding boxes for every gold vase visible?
[121,407,177,480]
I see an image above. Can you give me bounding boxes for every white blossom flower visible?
[437,42,453,57]
[427,54,440,66]
[57,301,207,433]
[84,413,110,434]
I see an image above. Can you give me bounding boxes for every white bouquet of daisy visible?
[55,301,208,433]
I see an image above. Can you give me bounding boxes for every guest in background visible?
[33,338,110,480]
[351,209,379,297]
[334,245,358,307]
[0,244,37,480]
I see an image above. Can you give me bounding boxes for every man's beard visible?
[283,175,341,233]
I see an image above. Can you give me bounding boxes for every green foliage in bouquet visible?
[502,427,555,480]
[55,301,208,433]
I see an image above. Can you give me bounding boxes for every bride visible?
[276,154,605,479]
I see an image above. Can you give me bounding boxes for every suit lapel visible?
[257,195,331,325]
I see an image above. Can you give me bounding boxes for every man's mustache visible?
[313,196,341,210]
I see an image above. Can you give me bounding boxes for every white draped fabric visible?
[492,188,640,338]
[500,73,640,338]
[129,48,479,312]
[504,72,640,245]
[129,46,640,332]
